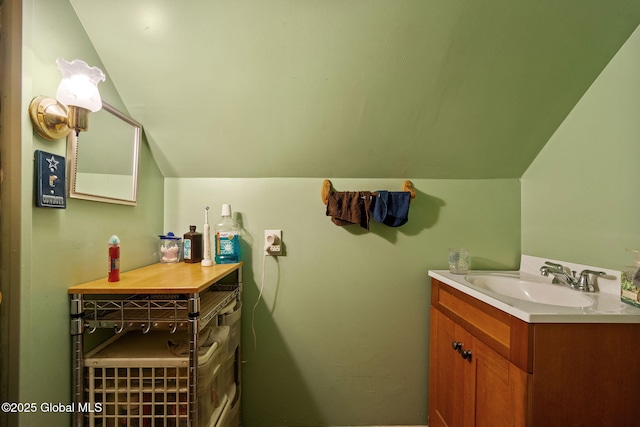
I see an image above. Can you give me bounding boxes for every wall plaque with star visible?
[35,150,66,208]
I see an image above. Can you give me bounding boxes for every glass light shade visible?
[55,59,106,112]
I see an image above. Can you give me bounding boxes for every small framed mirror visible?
[66,102,141,206]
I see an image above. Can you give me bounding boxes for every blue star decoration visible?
[46,155,59,171]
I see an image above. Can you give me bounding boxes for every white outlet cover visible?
[264,230,282,255]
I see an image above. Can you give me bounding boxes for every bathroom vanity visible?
[68,262,242,427]
[428,256,640,427]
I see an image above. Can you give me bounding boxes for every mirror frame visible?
[66,102,142,206]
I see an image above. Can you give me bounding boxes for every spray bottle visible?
[201,206,213,267]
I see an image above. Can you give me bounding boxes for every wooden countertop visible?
[68,262,242,295]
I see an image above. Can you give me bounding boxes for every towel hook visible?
[141,323,151,334]
[168,301,179,333]
[114,301,125,334]
[321,179,333,205]
[85,322,97,335]
[141,300,152,334]
[85,301,99,334]
[402,180,416,200]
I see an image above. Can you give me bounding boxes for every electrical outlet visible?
[264,230,283,256]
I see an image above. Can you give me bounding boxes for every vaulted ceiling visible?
[69,0,640,179]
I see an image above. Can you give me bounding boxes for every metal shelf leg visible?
[70,293,84,427]
[188,293,200,427]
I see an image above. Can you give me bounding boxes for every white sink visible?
[464,274,595,308]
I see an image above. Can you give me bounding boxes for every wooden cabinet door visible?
[429,308,475,427]
[429,308,530,427]
[473,338,529,427]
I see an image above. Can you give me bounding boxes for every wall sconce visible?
[29,59,106,141]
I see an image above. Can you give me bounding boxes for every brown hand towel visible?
[326,190,372,230]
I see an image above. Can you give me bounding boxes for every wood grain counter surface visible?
[68,262,242,295]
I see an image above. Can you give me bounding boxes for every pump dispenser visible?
[214,204,240,264]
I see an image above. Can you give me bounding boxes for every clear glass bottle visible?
[214,204,240,264]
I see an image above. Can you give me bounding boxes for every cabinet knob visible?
[461,350,472,361]
[452,341,462,351]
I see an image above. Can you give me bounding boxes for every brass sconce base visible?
[29,96,71,140]
[28,97,91,140]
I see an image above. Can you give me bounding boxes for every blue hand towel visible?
[372,191,411,227]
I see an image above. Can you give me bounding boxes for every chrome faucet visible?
[539,262,575,286]
[539,261,605,292]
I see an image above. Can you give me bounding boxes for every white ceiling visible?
[70,0,640,179]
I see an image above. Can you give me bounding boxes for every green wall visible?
[14,0,640,425]
[164,177,521,426]
[522,25,640,270]
[15,0,165,425]
[19,0,640,425]
[17,1,522,425]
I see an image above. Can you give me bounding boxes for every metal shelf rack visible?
[68,262,243,427]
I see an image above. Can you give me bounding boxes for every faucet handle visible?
[579,269,606,278]
[582,269,605,274]
[544,261,564,269]
[577,269,606,291]
[544,261,570,274]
